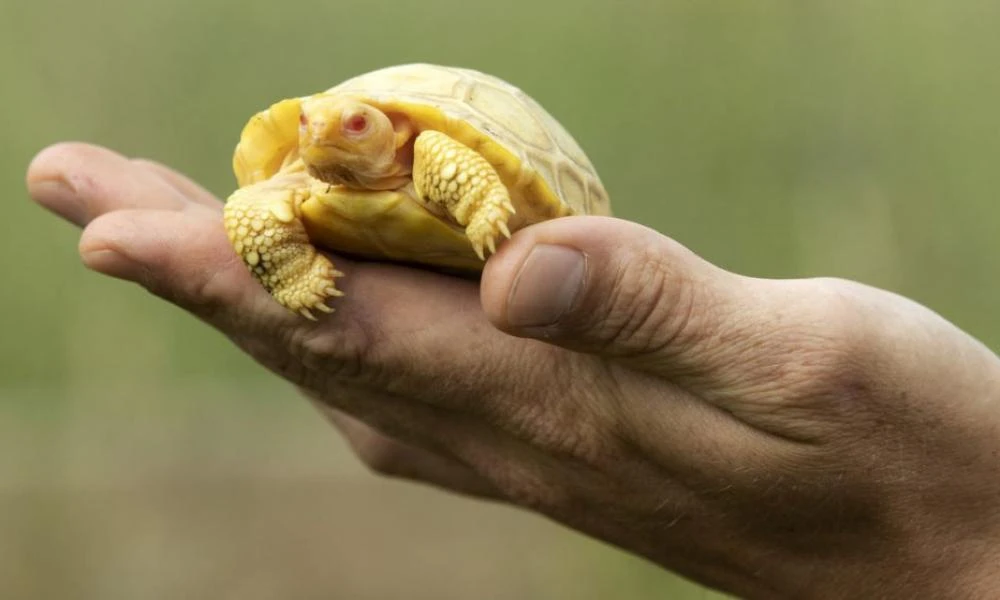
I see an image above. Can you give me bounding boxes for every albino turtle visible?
[223,63,611,318]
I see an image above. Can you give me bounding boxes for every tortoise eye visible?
[343,113,369,135]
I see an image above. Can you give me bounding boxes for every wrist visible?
[921,538,1000,600]
[832,525,1000,600]
[715,519,1000,599]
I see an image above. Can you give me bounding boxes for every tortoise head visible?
[298,94,409,190]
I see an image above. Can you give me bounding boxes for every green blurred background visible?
[3,1,1000,598]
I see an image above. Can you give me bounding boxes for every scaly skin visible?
[412,131,515,259]
[223,175,344,319]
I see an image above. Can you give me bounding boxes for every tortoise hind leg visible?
[411,130,516,260]
[223,177,344,319]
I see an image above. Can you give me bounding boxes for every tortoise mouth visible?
[303,151,409,191]
[306,161,363,187]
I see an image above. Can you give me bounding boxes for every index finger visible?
[26,143,199,226]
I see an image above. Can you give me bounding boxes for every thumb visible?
[481,216,754,376]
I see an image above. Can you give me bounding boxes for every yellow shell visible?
[231,63,610,272]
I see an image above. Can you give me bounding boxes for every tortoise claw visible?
[467,204,514,261]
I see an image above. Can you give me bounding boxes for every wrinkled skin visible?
[27,142,1000,599]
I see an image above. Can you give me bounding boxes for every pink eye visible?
[344,114,368,134]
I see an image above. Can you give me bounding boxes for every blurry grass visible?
[2,0,1000,597]
[0,382,728,600]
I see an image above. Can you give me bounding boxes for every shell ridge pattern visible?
[321,64,607,215]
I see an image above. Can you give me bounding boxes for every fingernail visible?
[80,248,136,280]
[29,177,88,225]
[507,244,586,328]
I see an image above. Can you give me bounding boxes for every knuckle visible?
[215,302,381,393]
[768,279,876,407]
[352,435,410,477]
[693,278,880,441]
[807,280,873,372]
[597,243,701,360]
[184,252,246,314]
[291,319,376,383]
[476,458,566,511]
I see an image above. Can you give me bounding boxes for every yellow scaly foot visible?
[411,130,516,260]
[223,175,344,319]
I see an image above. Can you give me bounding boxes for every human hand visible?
[28,143,1000,599]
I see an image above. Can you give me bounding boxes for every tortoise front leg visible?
[411,130,516,260]
[223,175,344,319]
